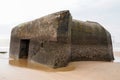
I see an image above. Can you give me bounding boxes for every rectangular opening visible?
[19,39,30,59]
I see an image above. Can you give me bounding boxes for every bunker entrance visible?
[19,39,30,59]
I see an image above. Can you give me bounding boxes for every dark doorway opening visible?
[41,42,44,48]
[19,39,30,59]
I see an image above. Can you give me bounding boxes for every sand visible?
[0,52,120,80]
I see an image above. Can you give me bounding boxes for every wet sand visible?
[0,52,120,80]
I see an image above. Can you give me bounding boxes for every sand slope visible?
[0,52,120,80]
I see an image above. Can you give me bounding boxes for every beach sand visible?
[0,52,120,80]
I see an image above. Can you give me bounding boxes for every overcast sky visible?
[0,0,120,43]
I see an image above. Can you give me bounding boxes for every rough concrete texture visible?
[71,20,114,61]
[10,10,114,68]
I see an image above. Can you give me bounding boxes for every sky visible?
[0,0,120,43]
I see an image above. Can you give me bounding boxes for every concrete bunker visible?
[10,10,114,68]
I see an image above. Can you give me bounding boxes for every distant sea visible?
[0,38,120,52]
[0,38,10,52]
[113,42,120,51]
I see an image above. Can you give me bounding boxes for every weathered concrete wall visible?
[10,10,114,68]
[30,41,70,68]
[71,20,114,61]
[10,10,72,68]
